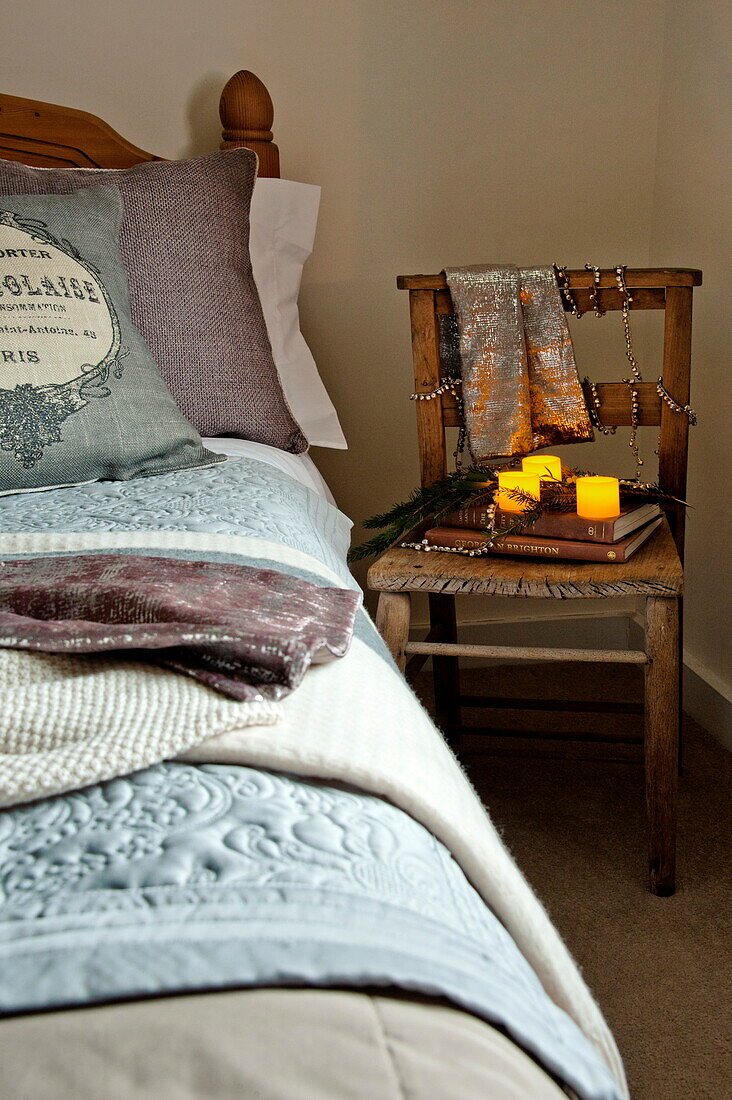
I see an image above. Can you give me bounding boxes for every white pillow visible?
[249,178,347,450]
[201,436,337,505]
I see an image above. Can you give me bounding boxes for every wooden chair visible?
[368,268,701,896]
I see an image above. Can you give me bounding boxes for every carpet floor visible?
[413,663,732,1100]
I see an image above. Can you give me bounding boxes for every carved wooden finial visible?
[219,70,280,177]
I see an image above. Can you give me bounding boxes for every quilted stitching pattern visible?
[0,764,621,1100]
[0,456,352,584]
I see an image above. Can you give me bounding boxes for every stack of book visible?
[426,501,662,562]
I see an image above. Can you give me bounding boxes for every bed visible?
[0,71,628,1100]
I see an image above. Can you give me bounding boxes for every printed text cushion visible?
[0,186,222,493]
[0,151,307,453]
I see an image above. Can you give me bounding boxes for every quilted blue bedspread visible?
[0,458,622,1100]
[0,764,619,1100]
[0,456,355,588]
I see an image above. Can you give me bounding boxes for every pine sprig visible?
[346,528,410,563]
[348,466,498,562]
[361,466,497,530]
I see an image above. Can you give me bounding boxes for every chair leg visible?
[375,592,411,673]
[429,593,462,735]
[678,596,684,777]
[644,596,679,896]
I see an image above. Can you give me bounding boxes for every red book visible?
[423,518,663,563]
[440,502,661,543]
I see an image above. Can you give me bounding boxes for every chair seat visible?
[368,516,683,599]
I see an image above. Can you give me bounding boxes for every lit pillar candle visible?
[576,476,621,520]
[496,470,541,513]
[521,454,562,482]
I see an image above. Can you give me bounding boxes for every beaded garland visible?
[561,264,697,477]
[401,537,496,556]
[402,494,498,556]
[410,377,463,402]
[585,379,618,436]
[412,264,696,480]
[585,264,606,317]
[656,378,697,425]
[553,264,584,317]
[410,376,468,466]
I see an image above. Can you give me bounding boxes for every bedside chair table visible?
[368,268,701,896]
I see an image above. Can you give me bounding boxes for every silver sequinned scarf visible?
[443,265,594,461]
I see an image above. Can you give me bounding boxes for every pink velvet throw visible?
[0,555,361,701]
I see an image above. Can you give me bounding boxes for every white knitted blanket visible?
[0,648,277,809]
[183,633,629,1098]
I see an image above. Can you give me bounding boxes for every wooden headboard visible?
[0,69,280,176]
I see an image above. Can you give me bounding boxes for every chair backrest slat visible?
[581,382,662,427]
[399,268,701,559]
[442,382,664,428]
[435,287,666,315]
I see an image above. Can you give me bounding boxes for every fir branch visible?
[498,489,545,534]
[347,529,409,563]
[361,466,496,530]
[349,467,498,563]
[618,480,689,508]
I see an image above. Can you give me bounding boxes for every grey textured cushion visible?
[0,186,223,494]
[0,151,307,453]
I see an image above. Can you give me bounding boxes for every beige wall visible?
[2,1,727,708]
[649,0,731,706]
